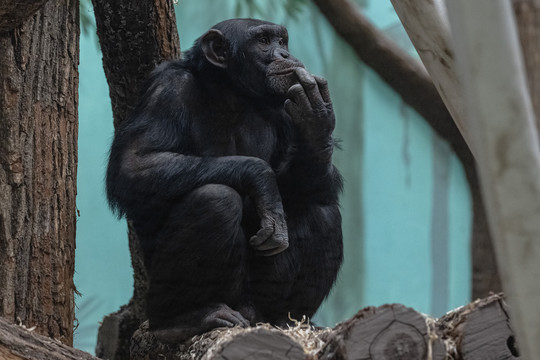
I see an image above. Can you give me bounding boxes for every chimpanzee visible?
[106,18,343,343]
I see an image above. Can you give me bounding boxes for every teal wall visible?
[75,21,133,350]
[75,0,471,353]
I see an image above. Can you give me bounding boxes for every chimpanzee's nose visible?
[274,48,289,59]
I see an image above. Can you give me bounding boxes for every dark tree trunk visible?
[0,0,50,32]
[0,0,79,345]
[90,1,180,358]
[91,0,180,127]
[310,0,502,299]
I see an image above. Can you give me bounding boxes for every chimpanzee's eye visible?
[259,36,270,45]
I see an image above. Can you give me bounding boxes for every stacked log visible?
[437,295,519,359]
[131,294,518,360]
[0,294,517,359]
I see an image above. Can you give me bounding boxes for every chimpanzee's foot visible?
[152,303,250,344]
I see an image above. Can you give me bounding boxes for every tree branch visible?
[311,0,467,160]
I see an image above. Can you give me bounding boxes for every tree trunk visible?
[0,0,79,346]
[90,1,180,358]
[91,0,180,127]
[446,1,540,357]
[513,0,540,131]
[385,0,503,300]
[0,0,50,32]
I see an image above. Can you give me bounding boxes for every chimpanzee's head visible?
[195,18,305,98]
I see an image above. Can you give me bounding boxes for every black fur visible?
[106,18,343,342]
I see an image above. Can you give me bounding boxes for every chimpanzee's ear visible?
[200,29,228,69]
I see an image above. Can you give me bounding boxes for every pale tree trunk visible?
[0,0,79,346]
[390,0,505,301]
[90,1,180,358]
[447,1,540,358]
[513,0,540,127]
[387,0,503,301]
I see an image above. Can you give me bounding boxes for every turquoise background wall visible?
[74,0,472,353]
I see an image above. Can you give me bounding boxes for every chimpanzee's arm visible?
[111,131,289,255]
[277,69,343,301]
[276,146,342,208]
[279,68,342,207]
[106,67,288,255]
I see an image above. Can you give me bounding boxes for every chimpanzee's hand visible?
[284,68,335,155]
[249,205,289,256]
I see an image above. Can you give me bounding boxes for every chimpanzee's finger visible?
[284,98,301,119]
[259,243,289,256]
[294,68,324,108]
[313,75,331,104]
[286,83,310,112]
[249,227,273,247]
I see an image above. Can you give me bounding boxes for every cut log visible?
[130,321,309,360]
[0,296,519,359]
[0,317,98,360]
[438,294,519,359]
[318,304,446,359]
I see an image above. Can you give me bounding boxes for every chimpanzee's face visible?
[223,20,305,98]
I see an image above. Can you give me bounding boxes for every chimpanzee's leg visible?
[247,204,342,326]
[139,184,250,343]
[239,200,298,324]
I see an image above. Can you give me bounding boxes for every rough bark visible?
[311,0,502,299]
[91,0,180,127]
[0,317,98,360]
[0,0,79,345]
[513,0,540,131]
[91,1,179,358]
[0,0,49,32]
